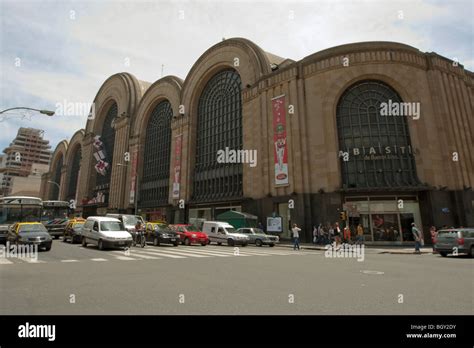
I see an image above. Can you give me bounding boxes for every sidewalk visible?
[278,242,433,254]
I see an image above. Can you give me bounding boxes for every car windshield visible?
[254,228,266,234]
[186,225,199,231]
[100,221,124,231]
[226,227,236,234]
[73,223,84,230]
[122,215,143,226]
[437,230,459,238]
[155,224,172,232]
[19,224,47,233]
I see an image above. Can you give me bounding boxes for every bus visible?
[41,200,71,238]
[0,196,43,244]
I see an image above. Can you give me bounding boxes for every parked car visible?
[7,222,53,251]
[81,216,133,250]
[145,222,180,246]
[170,224,209,246]
[236,227,279,247]
[202,221,249,246]
[63,218,85,244]
[434,228,474,257]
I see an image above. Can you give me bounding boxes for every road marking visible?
[20,258,46,263]
[361,270,384,275]
[129,250,185,258]
[90,258,108,262]
[0,258,13,265]
[115,256,138,261]
[143,248,210,258]
[174,248,233,257]
[61,259,79,263]
[110,251,161,260]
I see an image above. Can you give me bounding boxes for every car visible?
[434,228,474,257]
[202,221,249,246]
[81,216,133,250]
[63,218,85,244]
[106,214,145,240]
[170,224,209,246]
[236,227,279,247]
[7,222,53,251]
[145,222,180,246]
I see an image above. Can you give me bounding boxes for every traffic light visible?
[340,211,347,221]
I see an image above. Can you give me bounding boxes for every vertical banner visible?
[172,134,182,199]
[272,95,289,185]
[129,146,138,205]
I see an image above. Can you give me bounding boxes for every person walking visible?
[317,223,324,244]
[429,226,437,251]
[313,225,318,244]
[292,223,301,250]
[356,223,364,244]
[334,222,341,247]
[412,222,422,254]
[343,225,351,244]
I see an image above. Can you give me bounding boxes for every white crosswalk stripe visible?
[61,259,79,263]
[90,258,108,262]
[141,248,211,258]
[115,256,139,261]
[110,251,161,260]
[126,249,185,259]
[19,257,46,263]
[0,258,14,265]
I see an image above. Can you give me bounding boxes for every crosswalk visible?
[0,246,316,265]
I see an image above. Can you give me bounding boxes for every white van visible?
[202,221,249,246]
[81,216,133,250]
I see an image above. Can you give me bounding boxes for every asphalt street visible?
[0,239,472,315]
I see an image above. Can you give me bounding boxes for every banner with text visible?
[129,146,138,204]
[272,95,289,185]
[172,134,182,199]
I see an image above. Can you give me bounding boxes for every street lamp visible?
[0,107,55,116]
[47,180,60,200]
[117,163,139,215]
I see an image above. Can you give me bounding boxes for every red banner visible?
[272,95,289,185]
[172,134,182,199]
[129,146,138,204]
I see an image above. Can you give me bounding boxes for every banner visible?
[172,134,182,199]
[272,95,289,185]
[92,135,109,176]
[129,146,138,204]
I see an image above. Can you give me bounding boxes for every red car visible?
[170,224,209,246]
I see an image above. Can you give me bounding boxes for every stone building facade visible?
[41,38,474,243]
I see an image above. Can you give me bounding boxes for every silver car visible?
[434,228,474,257]
[236,227,279,247]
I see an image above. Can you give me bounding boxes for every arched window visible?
[50,155,63,200]
[193,69,242,201]
[139,100,173,207]
[67,146,81,201]
[95,102,117,194]
[336,80,421,189]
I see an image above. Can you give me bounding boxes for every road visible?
[0,239,472,315]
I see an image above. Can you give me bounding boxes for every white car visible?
[202,221,249,246]
[81,216,132,250]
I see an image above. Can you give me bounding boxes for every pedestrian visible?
[317,223,324,244]
[328,224,334,244]
[412,222,422,254]
[429,226,437,251]
[334,222,341,247]
[313,225,318,244]
[343,225,351,244]
[356,223,364,244]
[292,223,301,250]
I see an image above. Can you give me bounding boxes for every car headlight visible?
[192,234,197,238]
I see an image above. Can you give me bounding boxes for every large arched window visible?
[336,80,421,189]
[66,146,81,201]
[49,155,63,200]
[139,100,173,207]
[95,102,117,194]
[193,69,243,201]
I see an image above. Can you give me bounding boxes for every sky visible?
[0,0,473,152]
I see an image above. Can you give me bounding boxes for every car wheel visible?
[242,243,248,247]
[173,241,179,247]
[469,245,473,258]
[153,237,159,246]
[44,244,51,251]
[227,239,235,247]
[201,243,207,246]
[184,238,191,246]
[439,251,448,257]
[81,237,87,247]
[217,242,222,246]
[98,239,104,250]
[269,243,275,247]
[255,239,263,247]
[70,236,75,244]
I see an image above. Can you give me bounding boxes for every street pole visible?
[47,180,60,200]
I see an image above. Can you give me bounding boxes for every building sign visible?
[92,135,109,176]
[272,95,289,185]
[172,134,182,199]
[267,216,283,233]
[340,144,414,161]
[129,146,138,204]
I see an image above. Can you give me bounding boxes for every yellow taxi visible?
[7,222,53,251]
[63,218,86,244]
